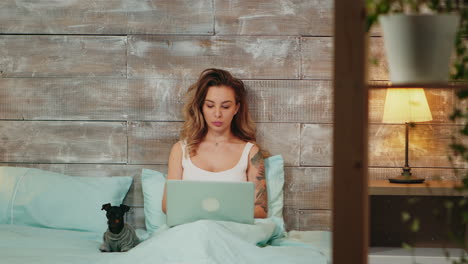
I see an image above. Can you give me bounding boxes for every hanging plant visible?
[366,0,467,83]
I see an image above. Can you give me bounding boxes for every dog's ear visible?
[101,203,111,211]
[120,204,130,213]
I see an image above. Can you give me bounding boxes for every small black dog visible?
[99,203,139,252]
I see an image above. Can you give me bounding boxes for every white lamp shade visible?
[382,88,433,123]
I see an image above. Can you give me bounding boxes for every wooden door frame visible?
[333,1,369,263]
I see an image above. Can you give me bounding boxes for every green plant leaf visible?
[457,89,468,100]
[411,218,420,232]
[376,1,391,14]
[450,108,462,121]
[370,57,379,66]
[462,211,468,223]
[448,155,454,162]
[445,0,453,12]
[450,143,466,155]
[401,211,411,222]
[461,125,468,136]
[366,16,378,32]
[428,0,440,11]
[445,200,454,209]
[402,242,413,251]
[463,178,468,189]
[458,198,467,207]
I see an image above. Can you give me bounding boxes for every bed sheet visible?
[0,223,331,264]
[0,224,116,264]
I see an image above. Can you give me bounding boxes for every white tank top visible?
[181,141,254,182]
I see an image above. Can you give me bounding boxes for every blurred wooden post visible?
[333,0,369,263]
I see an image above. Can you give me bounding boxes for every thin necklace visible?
[214,139,229,147]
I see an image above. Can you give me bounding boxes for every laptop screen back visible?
[166,180,255,227]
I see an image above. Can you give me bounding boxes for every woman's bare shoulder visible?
[170,141,184,154]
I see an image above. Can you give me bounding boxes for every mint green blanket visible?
[116,219,330,264]
[1,220,331,264]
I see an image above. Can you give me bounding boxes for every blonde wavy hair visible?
[180,68,260,157]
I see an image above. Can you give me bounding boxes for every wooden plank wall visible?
[0,0,460,231]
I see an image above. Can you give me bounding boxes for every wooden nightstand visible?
[369,180,468,197]
[368,180,468,263]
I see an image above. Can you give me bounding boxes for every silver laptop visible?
[166,180,255,227]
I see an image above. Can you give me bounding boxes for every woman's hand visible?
[247,146,268,218]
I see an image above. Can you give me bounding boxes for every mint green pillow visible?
[0,167,30,224]
[264,155,286,240]
[264,155,285,219]
[141,155,285,234]
[141,168,167,234]
[0,167,132,233]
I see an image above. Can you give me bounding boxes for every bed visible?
[0,156,332,264]
[0,222,331,264]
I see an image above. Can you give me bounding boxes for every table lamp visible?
[382,88,433,183]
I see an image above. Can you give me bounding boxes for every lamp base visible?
[388,175,425,184]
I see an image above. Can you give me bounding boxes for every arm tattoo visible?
[251,151,268,214]
[251,150,263,166]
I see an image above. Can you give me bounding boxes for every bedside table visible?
[368,180,468,260]
[369,180,468,197]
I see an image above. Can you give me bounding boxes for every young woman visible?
[162,68,268,218]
